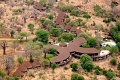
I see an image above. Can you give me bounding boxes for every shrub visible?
[95,66,102,71]
[64,66,69,70]
[47,14,54,20]
[83,14,91,19]
[39,72,44,78]
[106,69,116,79]
[0,70,6,77]
[117,63,120,70]
[102,69,107,76]
[83,61,94,72]
[71,73,78,80]
[49,48,57,54]
[77,75,84,80]
[110,58,116,65]
[70,10,80,16]
[95,69,100,75]
[70,63,78,71]
[17,56,24,64]
[81,43,90,48]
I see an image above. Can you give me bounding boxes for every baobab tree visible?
[0,40,8,55]
[43,47,49,59]
[2,55,14,75]
[0,22,5,36]
[11,41,19,53]
[0,7,5,19]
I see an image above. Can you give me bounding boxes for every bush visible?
[62,4,74,12]
[106,69,116,79]
[70,63,78,71]
[110,58,116,65]
[0,70,6,77]
[47,14,54,20]
[39,72,44,78]
[17,56,24,64]
[49,48,57,54]
[117,63,120,70]
[95,69,100,75]
[71,73,78,80]
[95,66,102,71]
[71,73,84,80]
[102,69,107,76]
[42,59,50,68]
[6,76,19,80]
[81,43,90,48]
[70,10,80,16]
[83,13,91,19]
[83,61,94,72]
[64,66,69,70]
[77,75,84,80]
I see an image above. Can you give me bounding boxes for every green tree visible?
[17,56,24,64]
[87,38,96,47]
[20,32,29,42]
[83,61,94,72]
[71,73,78,80]
[50,28,60,37]
[28,23,34,34]
[49,48,57,54]
[43,20,54,26]
[110,58,116,65]
[70,63,78,71]
[35,29,49,44]
[42,59,50,68]
[80,54,92,64]
[106,69,116,79]
[77,75,84,80]
[110,46,119,55]
[51,63,57,73]
[58,33,75,42]
[10,30,15,38]
[48,14,54,20]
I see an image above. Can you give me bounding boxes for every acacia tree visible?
[2,55,14,75]
[0,40,8,55]
[20,32,30,42]
[28,23,34,34]
[51,63,57,73]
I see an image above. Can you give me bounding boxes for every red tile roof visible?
[13,69,23,77]
[47,37,100,63]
